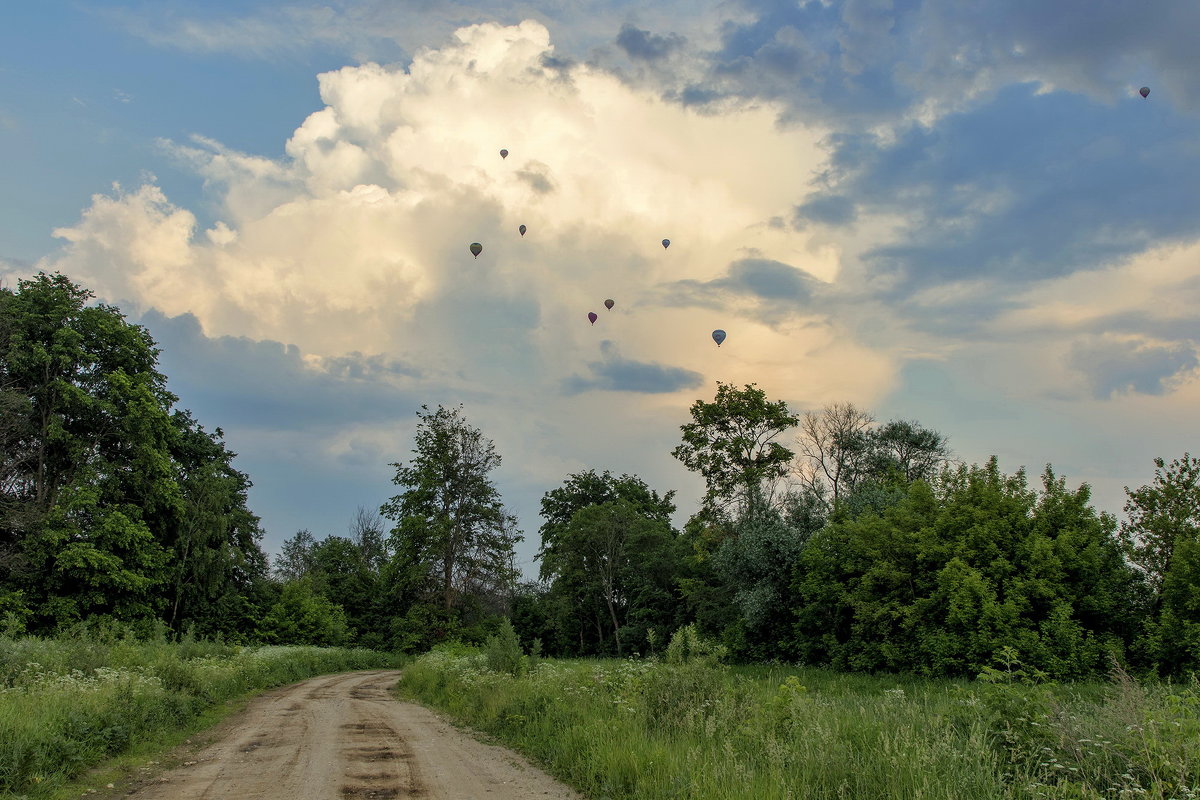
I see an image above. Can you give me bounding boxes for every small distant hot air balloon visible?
[469,242,483,258]
[1139,87,1150,98]
[500,149,509,159]
[519,224,527,236]
[662,239,671,249]
[588,312,598,325]
[712,329,726,347]
[604,299,614,310]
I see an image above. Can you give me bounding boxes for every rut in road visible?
[127,669,582,800]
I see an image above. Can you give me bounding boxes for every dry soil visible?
[124,669,583,800]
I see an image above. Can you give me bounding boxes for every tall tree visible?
[0,273,179,628]
[537,470,679,656]
[381,404,520,616]
[793,402,876,510]
[1121,453,1200,674]
[671,382,798,518]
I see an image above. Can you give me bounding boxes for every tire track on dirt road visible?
[126,670,582,800]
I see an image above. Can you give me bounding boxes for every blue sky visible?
[4,1,1198,576]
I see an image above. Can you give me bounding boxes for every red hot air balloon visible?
[588,312,598,325]
[604,299,614,310]
[662,238,671,249]
[519,224,527,236]
[500,149,509,158]
[1139,87,1150,98]
[469,242,483,258]
[712,329,726,347]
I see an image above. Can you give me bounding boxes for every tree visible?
[0,273,179,628]
[1121,453,1200,595]
[794,404,952,513]
[671,382,798,518]
[258,578,350,646]
[381,404,521,618]
[274,529,317,582]
[1121,453,1200,674]
[536,470,680,656]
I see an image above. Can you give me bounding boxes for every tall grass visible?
[0,633,397,796]
[398,650,1199,800]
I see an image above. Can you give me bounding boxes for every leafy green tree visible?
[166,410,267,638]
[672,382,798,518]
[1,273,179,628]
[381,404,520,630]
[537,471,680,656]
[274,529,317,582]
[258,578,350,646]
[792,459,1139,679]
[1122,454,1200,674]
[712,487,825,659]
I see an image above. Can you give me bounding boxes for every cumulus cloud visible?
[36,19,893,553]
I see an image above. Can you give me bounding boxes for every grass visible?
[397,649,1200,800]
[0,633,398,798]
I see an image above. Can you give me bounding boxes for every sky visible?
[3,1,1199,578]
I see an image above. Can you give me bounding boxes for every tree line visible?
[2,274,1197,678]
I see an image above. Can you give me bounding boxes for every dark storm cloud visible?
[823,85,1200,291]
[660,258,820,310]
[1067,336,1199,399]
[138,310,420,431]
[616,23,685,62]
[564,340,703,395]
[703,0,1200,120]
[793,194,856,227]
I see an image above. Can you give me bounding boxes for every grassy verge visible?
[397,649,1199,800]
[0,634,398,798]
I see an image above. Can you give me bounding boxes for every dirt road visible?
[126,670,583,800]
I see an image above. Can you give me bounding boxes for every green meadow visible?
[398,645,1200,800]
[0,633,396,798]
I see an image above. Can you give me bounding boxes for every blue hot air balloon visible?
[662,238,671,249]
[519,224,527,236]
[712,329,726,347]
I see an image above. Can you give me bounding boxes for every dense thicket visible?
[4,274,1197,678]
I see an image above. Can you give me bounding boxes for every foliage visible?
[664,623,728,666]
[0,273,268,638]
[400,652,1200,800]
[534,471,683,657]
[671,382,798,517]
[257,578,351,646]
[1121,453,1200,675]
[0,632,396,797]
[380,404,520,627]
[483,617,527,676]
[792,460,1142,679]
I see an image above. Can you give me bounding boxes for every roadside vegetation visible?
[0,631,396,798]
[399,626,1199,800]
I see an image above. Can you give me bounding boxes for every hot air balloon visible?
[519,224,527,236]
[662,239,671,249]
[588,312,598,325]
[604,299,614,310]
[1139,87,1150,98]
[712,329,726,347]
[469,242,483,258]
[500,149,509,159]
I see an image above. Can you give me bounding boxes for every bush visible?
[665,623,727,666]
[483,618,526,676]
